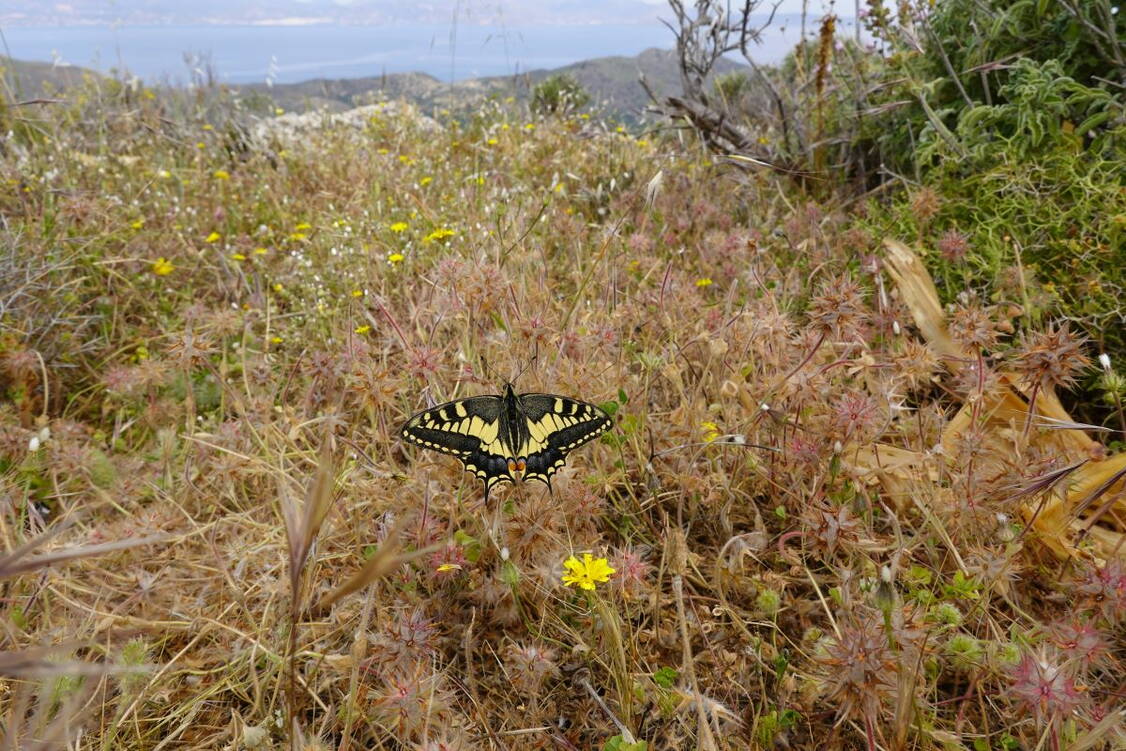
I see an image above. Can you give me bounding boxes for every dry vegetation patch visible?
[0,84,1122,750]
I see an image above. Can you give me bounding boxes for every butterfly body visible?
[401,384,611,501]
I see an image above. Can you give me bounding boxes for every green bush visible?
[530,73,590,116]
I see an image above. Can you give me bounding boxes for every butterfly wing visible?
[518,393,612,487]
[400,395,515,496]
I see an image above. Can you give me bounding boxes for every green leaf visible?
[617,387,628,404]
[652,666,679,688]
[599,400,619,416]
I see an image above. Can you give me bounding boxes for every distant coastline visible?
[0,17,841,85]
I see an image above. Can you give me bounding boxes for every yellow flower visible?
[377,148,390,155]
[196,142,206,149]
[205,231,221,243]
[637,139,649,147]
[254,247,268,255]
[562,553,615,591]
[213,169,230,180]
[230,252,246,261]
[351,289,365,298]
[288,232,307,241]
[151,257,175,276]
[387,252,405,264]
[354,325,371,334]
[419,176,433,186]
[436,562,462,573]
[398,155,414,165]
[487,138,498,146]
[474,175,485,185]
[695,277,713,288]
[272,282,284,293]
[423,228,456,243]
[701,421,721,442]
[389,221,409,233]
[158,169,172,178]
[274,107,284,115]
[616,125,626,133]
[202,124,213,131]
[294,222,312,231]
[524,123,535,131]
[131,219,144,229]
[501,123,510,131]
[271,336,283,344]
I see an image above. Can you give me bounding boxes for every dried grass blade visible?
[0,534,167,579]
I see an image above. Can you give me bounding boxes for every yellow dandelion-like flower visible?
[196,142,206,149]
[523,123,535,131]
[354,325,371,334]
[436,563,462,573]
[271,336,283,344]
[254,247,268,255]
[230,252,246,261]
[205,231,221,243]
[615,125,626,133]
[562,553,615,591]
[398,155,414,165]
[202,124,213,131]
[419,176,433,186]
[487,138,498,146]
[213,169,230,180]
[387,252,405,264]
[701,421,721,442]
[274,107,284,115]
[151,257,175,276]
[351,289,365,298]
[294,222,312,231]
[288,232,307,241]
[501,123,510,131]
[272,282,284,293]
[389,222,409,233]
[131,219,144,229]
[695,277,713,288]
[637,139,650,147]
[423,228,456,244]
[377,148,390,155]
[474,175,485,185]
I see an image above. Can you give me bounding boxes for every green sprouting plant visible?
[531,74,591,116]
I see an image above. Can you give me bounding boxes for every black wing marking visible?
[518,394,612,487]
[400,395,516,499]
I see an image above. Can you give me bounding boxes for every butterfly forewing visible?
[401,388,612,500]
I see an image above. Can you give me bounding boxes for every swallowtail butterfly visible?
[401,384,611,501]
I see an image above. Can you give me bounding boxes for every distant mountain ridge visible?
[236,48,748,121]
[2,48,749,121]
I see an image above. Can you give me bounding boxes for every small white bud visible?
[1098,353,1111,372]
[759,403,770,412]
[833,440,843,454]
[892,320,901,336]
[500,546,510,561]
[28,436,40,452]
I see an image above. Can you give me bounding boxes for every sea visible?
[0,17,854,85]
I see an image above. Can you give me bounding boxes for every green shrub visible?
[530,73,590,116]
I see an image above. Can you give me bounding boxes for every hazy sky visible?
[3,0,841,26]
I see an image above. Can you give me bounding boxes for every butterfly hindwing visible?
[518,393,612,487]
[400,395,516,495]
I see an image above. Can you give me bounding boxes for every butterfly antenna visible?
[512,344,538,387]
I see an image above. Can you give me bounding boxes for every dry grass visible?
[0,81,1122,750]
